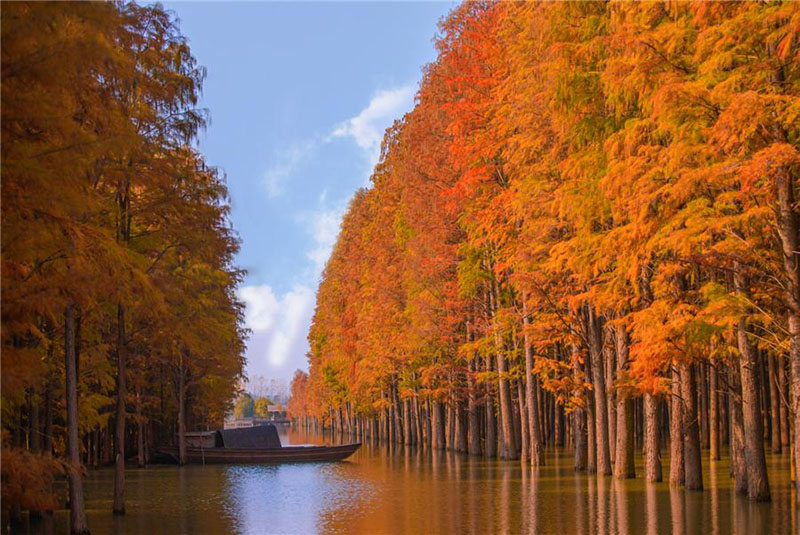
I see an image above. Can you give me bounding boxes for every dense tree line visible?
[1,3,246,531]
[290,0,800,505]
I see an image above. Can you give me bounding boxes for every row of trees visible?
[233,392,282,419]
[289,0,800,505]
[1,3,246,532]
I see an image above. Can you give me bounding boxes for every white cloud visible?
[238,284,315,377]
[262,139,317,198]
[305,206,344,274]
[329,85,416,171]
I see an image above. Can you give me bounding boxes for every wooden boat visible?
[156,424,360,465]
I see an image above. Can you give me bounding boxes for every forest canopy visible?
[1,1,247,523]
[291,0,800,504]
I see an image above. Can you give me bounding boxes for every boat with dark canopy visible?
[157,424,360,464]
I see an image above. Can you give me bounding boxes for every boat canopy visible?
[214,424,282,449]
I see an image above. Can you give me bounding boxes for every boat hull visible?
[156,443,361,464]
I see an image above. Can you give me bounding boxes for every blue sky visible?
[165,1,455,383]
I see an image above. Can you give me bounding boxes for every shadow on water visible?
[12,427,798,534]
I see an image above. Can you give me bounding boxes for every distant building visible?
[224,406,288,429]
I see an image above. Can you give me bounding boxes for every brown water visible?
[12,428,798,534]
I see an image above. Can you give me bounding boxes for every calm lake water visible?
[13,427,798,534]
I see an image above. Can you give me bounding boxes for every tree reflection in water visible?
[20,427,796,534]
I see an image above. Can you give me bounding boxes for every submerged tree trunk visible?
[113,304,127,514]
[496,350,517,460]
[517,378,529,462]
[644,393,662,482]
[614,325,634,479]
[523,298,543,466]
[467,357,482,456]
[768,353,781,454]
[65,304,90,534]
[177,354,187,465]
[774,157,800,503]
[734,280,770,501]
[432,400,446,450]
[588,307,611,475]
[709,364,720,461]
[669,366,685,486]
[729,362,748,494]
[485,353,497,458]
[137,385,145,468]
[681,363,703,491]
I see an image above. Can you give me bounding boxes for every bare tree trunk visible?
[768,353,781,454]
[432,400,446,450]
[709,364,720,461]
[644,393,662,482]
[574,409,587,471]
[699,364,709,450]
[780,354,789,447]
[65,304,90,534]
[485,353,497,458]
[517,378,529,463]
[177,354,186,465]
[588,307,611,475]
[669,366,685,486]
[736,320,770,500]
[523,297,543,466]
[404,398,412,446]
[29,387,41,453]
[467,358,482,455]
[455,399,468,453]
[729,362,748,494]
[136,385,145,468]
[113,304,127,514]
[681,363,703,491]
[614,325,634,479]
[496,350,517,459]
[604,327,616,465]
[585,355,596,474]
[774,163,800,502]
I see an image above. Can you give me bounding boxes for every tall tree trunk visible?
[517,378,529,463]
[773,163,800,502]
[136,385,145,468]
[734,264,770,501]
[588,307,611,475]
[523,297,543,465]
[65,304,90,534]
[699,364,709,450]
[29,387,41,453]
[729,362,748,494]
[403,398,412,446]
[485,353,497,458]
[680,363,703,491]
[177,354,186,465]
[644,393,662,482]
[768,353,781,454]
[709,364,720,461]
[432,400,446,450]
[574,409,587,471]
[467,357,482,456]
[496,350,517,459]
[585,356,596,474]
[669,366,685,486]
[604,327,616,465]
[735,319,770,499]
[455,400,468,452]
[614,325,634,479]
[780,354,789,448]
[113,304,127,514]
